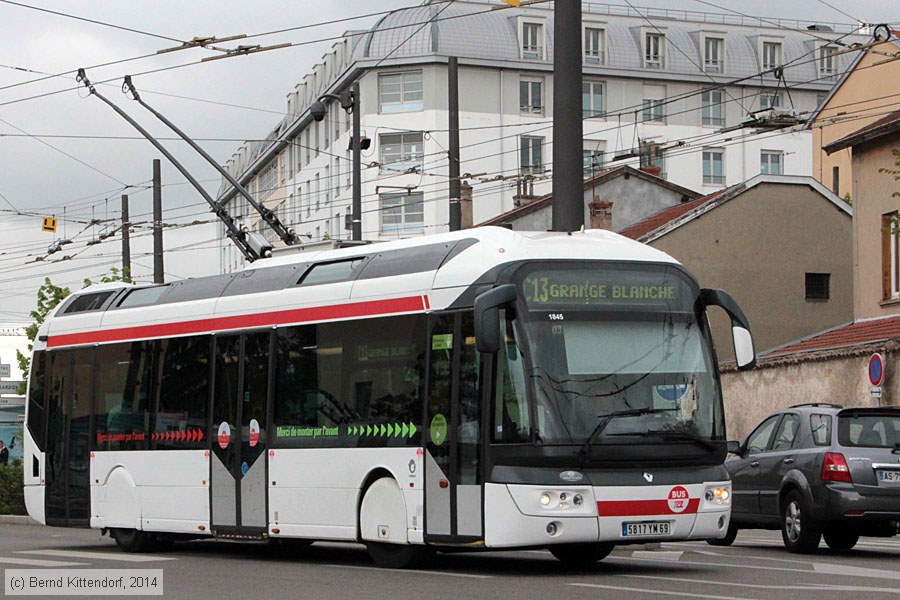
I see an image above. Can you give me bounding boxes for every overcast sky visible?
[0,0,897,376]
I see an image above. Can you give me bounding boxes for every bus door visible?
[210,331,270,538]
[424,312,483,542]
[44,348,92,526]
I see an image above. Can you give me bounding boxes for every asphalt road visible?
[0,523,898,599]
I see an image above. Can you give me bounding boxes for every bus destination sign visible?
[522,269,686,309]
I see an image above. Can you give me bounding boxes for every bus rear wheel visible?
[110,528,171,553]
[365,541,433,569]
[549,542,615,567]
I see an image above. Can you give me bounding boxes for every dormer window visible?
[819,45,837,77]
[704,37,724,73]
[522,22,543,60]
[645,32,665,69]
[762,41,782,71]
[584,27,605,65]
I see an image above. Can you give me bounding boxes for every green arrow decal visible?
[366,425,372,436]
[408,423,418,438]
[380,424,386,436]
[387,423,394,437]
[402,423,409,437]
[394,423,401,438]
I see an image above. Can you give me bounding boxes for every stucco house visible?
[722,111,900,439]
[619,174,853,370]
[478,164,700,232]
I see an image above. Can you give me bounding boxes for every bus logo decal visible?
[218,422,231,449]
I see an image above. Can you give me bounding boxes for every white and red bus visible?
[23,227,755,568]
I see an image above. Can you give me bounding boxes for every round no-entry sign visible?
[868,353,885,387]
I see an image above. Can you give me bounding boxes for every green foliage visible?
[0,462,26,515]
[15,278,70,394]
[878,148,900,235]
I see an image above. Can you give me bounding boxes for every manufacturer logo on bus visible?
[559,471,583,482]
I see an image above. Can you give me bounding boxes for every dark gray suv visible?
[711,404,900,552]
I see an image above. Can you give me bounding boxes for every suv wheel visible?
[823,530,859,551]
[781,490,821,553]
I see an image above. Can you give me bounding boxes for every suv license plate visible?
[877,470,900,485]
[622,521,672,537]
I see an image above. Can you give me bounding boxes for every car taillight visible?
[822,452,852,483]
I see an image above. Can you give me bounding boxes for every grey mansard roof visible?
[353,1,861,84]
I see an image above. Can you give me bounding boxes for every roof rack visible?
[788,402,844,409]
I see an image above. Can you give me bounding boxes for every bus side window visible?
[493,314,531,443]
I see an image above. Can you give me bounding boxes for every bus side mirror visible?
[700,288,756,371]
[474,284,517,354]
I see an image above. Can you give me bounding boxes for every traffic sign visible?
[0,363,9,378]
[0,381,24,394]
[42,216,57,233]
[868,353,885,387]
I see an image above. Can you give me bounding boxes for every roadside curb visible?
[0,515,37,525]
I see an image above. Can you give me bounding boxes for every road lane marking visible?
[16,550,176,562]
[611,555,900,582]
[320,563,493,579]
[570,582,759,600]
[626,574,900,594]
[0,557,88,567]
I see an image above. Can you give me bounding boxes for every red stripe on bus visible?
[47,295,427,348]
[423,295,431,310]
[597,498,700,517]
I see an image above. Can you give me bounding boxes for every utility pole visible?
[152,159,164,284]
[551,1,584,232]
[121,194,131,282]
[448,57,461,232]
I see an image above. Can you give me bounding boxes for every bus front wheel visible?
[110,528,171,553]
[365,541,433,569]
[549,542,615,567]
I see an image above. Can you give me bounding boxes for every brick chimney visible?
[640,165,662,177]
[588,200,613,230]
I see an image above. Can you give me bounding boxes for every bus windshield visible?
[494,263,723,448]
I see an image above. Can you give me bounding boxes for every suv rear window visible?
[838,414,900,448]
[810,414,832,446]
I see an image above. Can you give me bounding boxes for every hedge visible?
[0,462,26,515]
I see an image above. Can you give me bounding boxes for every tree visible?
[14,268,126,394]
[878,148,900,234]
[15,278,70,394]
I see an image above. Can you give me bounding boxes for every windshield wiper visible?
[579,408,678,458]
[609,429,718,452]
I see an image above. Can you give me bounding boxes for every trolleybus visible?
[23,227,755,568]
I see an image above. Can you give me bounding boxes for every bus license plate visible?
[877,470,900,485]
[622,521,672,537]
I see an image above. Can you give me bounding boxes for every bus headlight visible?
[704,486,731,505]
[540,492,553,506]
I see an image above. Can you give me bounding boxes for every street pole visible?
[352,81,362,241]
[448,57,461,232]
[152,159,164,284]
[121,194,131,282]
[551,1,584,232]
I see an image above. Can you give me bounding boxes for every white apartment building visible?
[216,0,863,271]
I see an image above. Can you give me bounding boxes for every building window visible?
[582,80,604,118]
[335,158,341,198]
[520,77,543,115]
[380,192,424,235]
[883,213,900,300]
[805,273,830,300]
[762,41,782,71]
[379,71,423,113]
[324,165,331,203]
[304,129,311,165]
[584,27,605,65]
[760,150,783,175]
[379,132,424,173]
[760,93,782,110]
[704,37,724,73]
[258,161,277,201]
[819,45,837,77]
[642,99,665,123]
[702,149,725,185]
[583,141,606,178]
[522,22,543,59]
[520,136,543,174]
[645,32,665,69]
[701,90,724,127]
